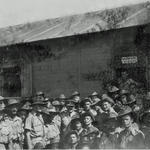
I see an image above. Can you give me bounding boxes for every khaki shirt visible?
[11,116,24,141]
[0,120,13,144]
[25,113,45,139]
[44,123,60,144]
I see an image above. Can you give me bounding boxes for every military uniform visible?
[118,125,145,149]
[117,106,145,149]
[96,107,118,130]
[80,125,100,149]
[141,126,150,148]
[25,112,45,149]
[44,123,60,149]
[0,119,13,150]
[11,116,24,150]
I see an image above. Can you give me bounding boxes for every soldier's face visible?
[121,95,127,104]
[121,71,128,80]
[74,96,80,102]
[84,102,91,110]
[19,111,27,121]
[84,116,92,125]
[10,106,18,115]
[102,102,111,111]
[122,115,133,128]
[75,121,82,130]
[0,101,5,109]
[33,105,42,112]
[70,134,78,144]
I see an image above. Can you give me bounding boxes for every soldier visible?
[80,112,100,149]
[51,100,63,129]
[18,101,32,122]
[64,130,80,149]
[0,109,13,150]
[119,89,130,105]
[71,91,81,103]
[99,114,119,149]
[18,101,33,149]
[35,91,45,102]
[43,97,52,109]
[82,98,97,117]
[0,96,7,111]
[96,96,118,130]
[117,106,145,149]
[129,83,143,109]
[140,109,150,148]
[118,70,138,91]
[40,107,60,149]
[6,99,24,150]
[61,101,79,141]
[57,94,67,106]
[70,117,85,137]
[90,92,101,105]
[107,86,120,100]
[25,101,46,149]
[66,101,79,119]
[125,94,140,113]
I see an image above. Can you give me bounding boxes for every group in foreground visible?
[0,70,150,149]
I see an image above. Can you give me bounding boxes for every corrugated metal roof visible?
[0,2,150,47]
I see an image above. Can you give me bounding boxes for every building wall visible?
[30,26,140,97]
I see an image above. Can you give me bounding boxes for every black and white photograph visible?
[0,0,150,149]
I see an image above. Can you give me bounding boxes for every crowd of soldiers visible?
[0,70,150,149]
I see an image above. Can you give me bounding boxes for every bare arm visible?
[26,130,32,150]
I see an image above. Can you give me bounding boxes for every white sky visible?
[0,0,149,28]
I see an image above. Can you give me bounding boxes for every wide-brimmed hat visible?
[52,100,63,106]
[81,112,95,121]
[40,107,51,116]
[108,86,119,93]
[6,99,21,108]
[83,97,92,104]
[0,96,7,101]
[125,95,136,105]
[91,92,99,96]
[118,106,133,117]
[43,97,53,103]
[36,91,44,96]
[72,91,80,97]
[56,94,67,101]
[91,98,101,106]
[101,96,115,105]
[19,101,32,111]
[66,101,75,107]
[31,101,46,106]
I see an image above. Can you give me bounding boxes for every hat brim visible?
[81,113,95,121]
[118,110,133,118]
[91,100,101,106]
[0,98,8,101]
[6,103,21,108]
[31,102,46,106]
[100,99,114,105]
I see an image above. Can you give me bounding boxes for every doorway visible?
[115,67,146,88]
[2,66,21,97]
